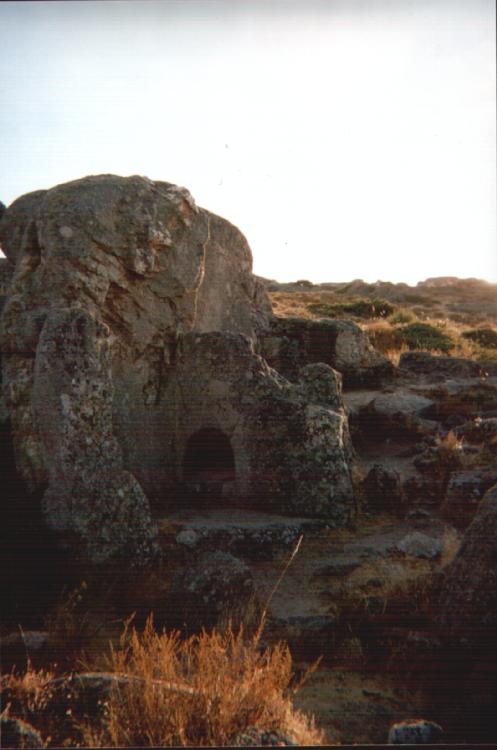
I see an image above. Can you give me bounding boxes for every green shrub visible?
[390,310,416,325]
[307,302,336,317]
[295,279,314,289]
[461,327,497,349]
[401,293,435,305]
[397,322,454,353]
[307,297,395,320]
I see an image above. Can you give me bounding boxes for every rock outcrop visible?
[438,482,497,640]
[0,175,354,564]
[259,316,393,387]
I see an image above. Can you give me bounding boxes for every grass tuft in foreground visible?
[80,616,324,747]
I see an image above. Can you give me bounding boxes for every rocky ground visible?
[2,275,497,746]
[158,347,497,743]
[4,350,497,744]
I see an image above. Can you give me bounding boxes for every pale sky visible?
[1,0,495,284]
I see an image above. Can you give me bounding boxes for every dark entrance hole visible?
[182,428,236,506]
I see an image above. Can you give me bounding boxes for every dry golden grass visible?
[268,288,497,362]
[1,662,54,719]
[434,430,465,464]
[80,616,324,747]
[439,527,462,568]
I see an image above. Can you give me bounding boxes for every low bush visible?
[81,617,323,747]
[308,298,395,320]
[389,310,416,325]
[401,293,435,305]
[461,327,497,349]
[295,279,314,289]
[396,322,453,353]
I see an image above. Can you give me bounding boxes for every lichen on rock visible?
[0,174,355,565]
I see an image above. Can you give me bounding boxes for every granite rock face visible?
[259,316,393,388]
[438,482,497,640]
[0,175,354,564]
[162,332,354,520]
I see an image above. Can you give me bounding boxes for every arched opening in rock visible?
[182,428,236,506]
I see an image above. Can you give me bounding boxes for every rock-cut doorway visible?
[182,427,236,507]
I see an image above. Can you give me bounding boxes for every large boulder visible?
[438,483,497,642]
[359,389,437,439]
[0,175,355,564]
[0,175,271,563]
[259,316,394,388]
[362,464,403,515]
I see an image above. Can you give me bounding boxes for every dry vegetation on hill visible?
[268,277,497,364]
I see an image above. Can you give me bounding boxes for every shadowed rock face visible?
[438,482,497,640]
[259,316,393,387]
[0,175,353,564]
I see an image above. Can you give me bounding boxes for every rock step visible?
[163,509,329,559]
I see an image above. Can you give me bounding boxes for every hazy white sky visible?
[1,0,495,284]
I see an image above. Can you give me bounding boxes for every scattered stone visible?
[266,614,338,660]
[398,351,483,379]
[444,412,467,428]
[343,527,408,558]
[405,508,432,521]
[441,469,497,528]
[313,555,362,577]
[455,417,497,446]
[403,474,445,506]
[362,464,403,515]
[230,727,297,746]
[396,532,442,559]
[406,630,441,650]
[388,718,443,744]
[362,390,437,438]
[415,379,497,421]
[175,528,199,548]
[168,551,259,632]
[169,509,325,559]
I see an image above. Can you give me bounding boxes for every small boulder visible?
[230,727,297,746]
[455,417,497,447]
[361,390,437,439]
[362,464,403,515]
[168,551,260,632]
[441,469,497,528]
[403,474,442,506]
[388,718,443,744]
[396,532,442,559]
